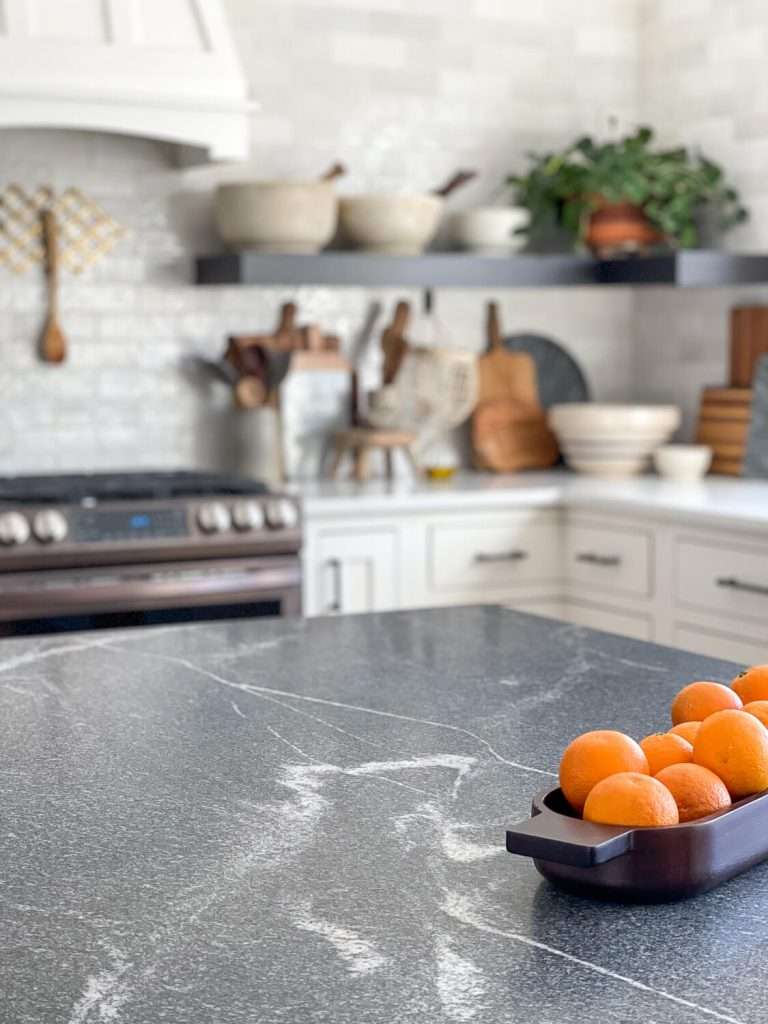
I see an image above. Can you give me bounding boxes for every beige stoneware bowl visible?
[215,180,338,252]
[549,403,682,477]
[338,194,443,255]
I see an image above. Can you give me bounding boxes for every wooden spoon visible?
[433,170,478,198]
[320,162,347,182]
[41,209,66,363]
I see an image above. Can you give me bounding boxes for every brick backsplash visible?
[8,0,753,475]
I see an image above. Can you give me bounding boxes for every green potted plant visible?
[508,127,747,254]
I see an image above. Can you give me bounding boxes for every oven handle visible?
[0,558,302,620]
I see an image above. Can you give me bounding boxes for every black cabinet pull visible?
[716,576,768,597]
[576,552,621,567]
[327,558,343,611]
[474,550,528,564]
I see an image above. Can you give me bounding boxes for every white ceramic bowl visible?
[215,180,337,252]
[339,194,443,255]
[450,206,529,255]
[653,444,713,481]
[549,403,682,477]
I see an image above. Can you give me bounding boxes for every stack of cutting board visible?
[694,306,768,476]
[695,386,752,475]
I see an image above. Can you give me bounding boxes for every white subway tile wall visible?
[634,1,768,434]
[7,0,731,474]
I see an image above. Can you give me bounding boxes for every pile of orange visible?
[559,664,768,827]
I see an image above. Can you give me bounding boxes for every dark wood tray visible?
[506,786,768,901]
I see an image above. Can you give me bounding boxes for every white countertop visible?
[295,470,768,531]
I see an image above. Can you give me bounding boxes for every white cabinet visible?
[303,507,562,618]
[672,623,767,664]
[301,488,768,665]
[305,528,398,616]
[675,535,768,626]
[564,601,653,641]
[566,519,652,599]
[426,512,561,594]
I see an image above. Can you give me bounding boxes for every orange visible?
[559,730,649,814]
[583,772,679,827]
[654,763,731,823]
[640,733,693,775]
[693,709,768,799]
[669,721,701,745]
[744,700,768,730]
[670,681,742,725]
[732,666,768,705]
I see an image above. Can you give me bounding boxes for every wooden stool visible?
[329,428,419,481]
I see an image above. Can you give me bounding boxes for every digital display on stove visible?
[71,507,189,543]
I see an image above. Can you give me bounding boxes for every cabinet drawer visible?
[427,514,560,593]
[673,623,763,665]
[566,520,652,598]
[564,601,652,641]
[676,537,768,624]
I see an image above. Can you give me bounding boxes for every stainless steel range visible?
[0,471,302,637]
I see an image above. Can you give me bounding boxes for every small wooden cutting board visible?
[476,302,537,406]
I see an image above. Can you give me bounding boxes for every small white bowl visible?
[450,206,529,255]
[653,444,713,481]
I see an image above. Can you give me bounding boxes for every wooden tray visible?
[506,785,768,901]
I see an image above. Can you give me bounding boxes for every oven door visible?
[0,556,302,637]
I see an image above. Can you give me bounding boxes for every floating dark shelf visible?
[195,249,768,289]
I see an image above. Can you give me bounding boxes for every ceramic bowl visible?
[450,206,529,255]
[653,444,713,481]
[215,180,337,252]
[338,194,443,255]
[549,403,681,477]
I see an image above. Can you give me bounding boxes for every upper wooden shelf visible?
[194,250,768,289]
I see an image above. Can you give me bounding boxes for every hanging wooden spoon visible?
[40,209,66,363]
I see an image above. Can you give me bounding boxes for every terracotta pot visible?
[584,200,663,255]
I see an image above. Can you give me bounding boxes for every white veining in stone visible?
[68,946,130,1024]
[441,892,747,1024]
[291,902,387,977]
[435,934,486,1022]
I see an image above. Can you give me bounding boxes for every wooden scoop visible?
[40,209,66,363]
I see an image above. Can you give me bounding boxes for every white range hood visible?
[0,0,252,163]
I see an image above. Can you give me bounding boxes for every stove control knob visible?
[32,509,68,544]
[196,501,231,534]
[265,497,299,531]
[231,500,265,532]
[0,511,31,546]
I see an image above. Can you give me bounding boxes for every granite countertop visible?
[297,470,768,531]
[2,607,762,1024]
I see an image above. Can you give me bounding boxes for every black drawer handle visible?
[327,558,343,612]
[716,576,768,597]
[576,552,622,567]
[474,549,528,564]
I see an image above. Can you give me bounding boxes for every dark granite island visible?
[1,607,762,1024]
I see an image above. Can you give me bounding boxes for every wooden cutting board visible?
[472,400,559,472]
[731,306,768,388]
[476,302,538,406]
[472,303,559,472]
